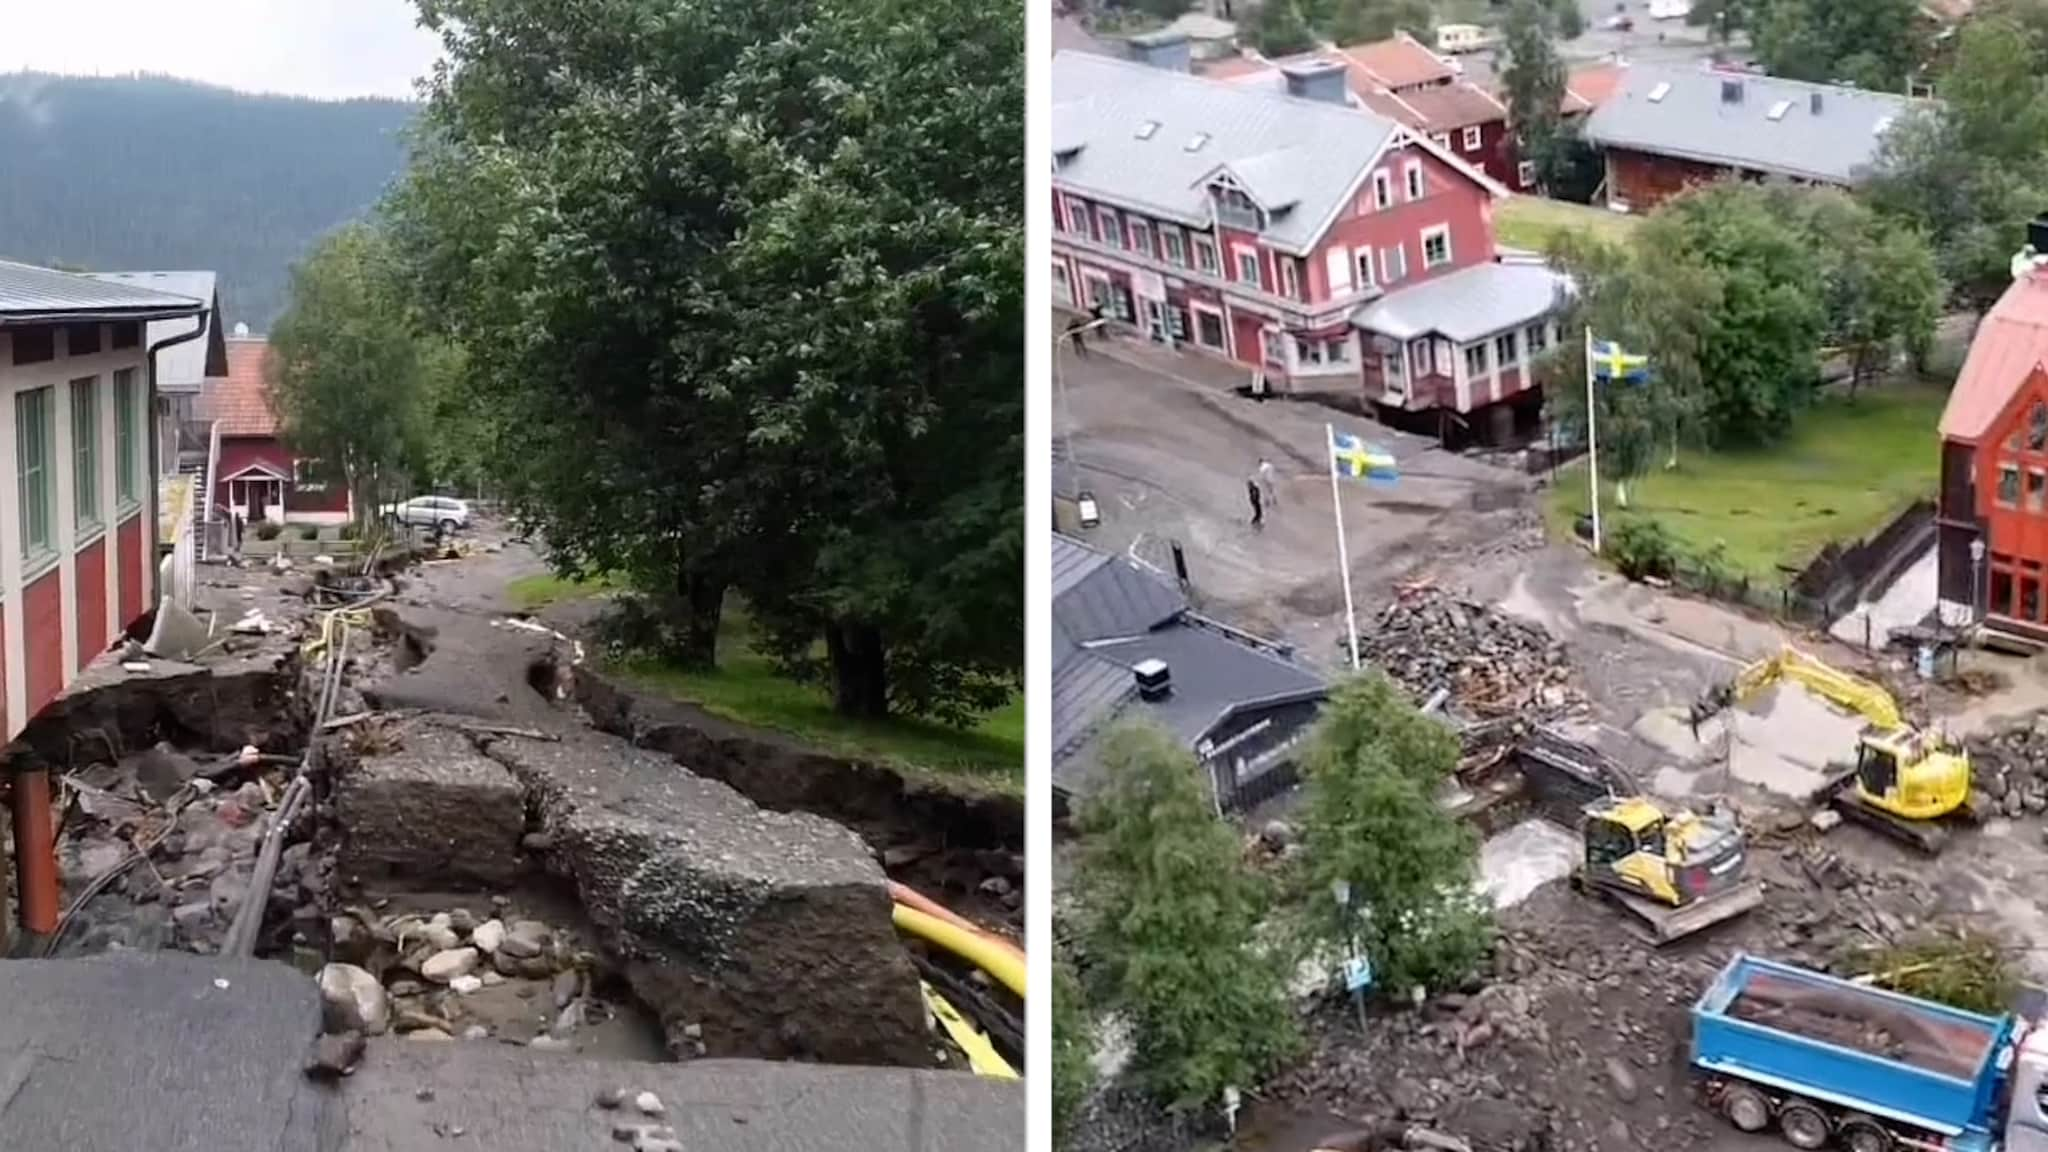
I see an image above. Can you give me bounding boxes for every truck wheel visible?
[1778,1101,1830,1151]
[1838,1117,1891,1152]
[1721,1085,1770,1133]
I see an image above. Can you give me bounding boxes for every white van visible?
[1436,23,1488,54]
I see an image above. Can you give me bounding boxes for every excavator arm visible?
[1730,646,1903,731]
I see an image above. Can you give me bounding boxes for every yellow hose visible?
[892,902,1027,999]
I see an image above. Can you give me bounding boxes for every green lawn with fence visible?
[1544,382,1947,587]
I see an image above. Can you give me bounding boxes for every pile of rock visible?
[1357,588,1580,720]
[1966,714,2048,820]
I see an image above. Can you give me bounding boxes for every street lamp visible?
[1055,317,1109,500]
[1970,537,1987,624]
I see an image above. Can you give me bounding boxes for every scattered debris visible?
[1358,586,1582,720]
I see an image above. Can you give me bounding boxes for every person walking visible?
[1257,456,1279,510]
[1246,476,1264,530]
[1066,314,1091,358]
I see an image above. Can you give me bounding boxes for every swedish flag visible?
[1589,337,1650,384]
[1330,430,1397,484]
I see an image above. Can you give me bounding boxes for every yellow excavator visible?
[1722,645,1977,852]
[1576,794,1762,944]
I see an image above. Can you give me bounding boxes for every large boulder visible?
[333,724,525,886]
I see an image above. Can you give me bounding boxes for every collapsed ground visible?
[1063,340,2048,1152]
[10,522,1023,1079]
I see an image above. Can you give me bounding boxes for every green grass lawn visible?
[507,573,1022,791]
[1545,382,1948,586]
[1495,195,1639,253]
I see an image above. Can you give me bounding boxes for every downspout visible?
[145,311,210,600]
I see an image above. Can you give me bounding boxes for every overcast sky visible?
[2,0,443,101]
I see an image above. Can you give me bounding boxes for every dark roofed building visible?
[1052,533,1326,814]
[1582,64,1924,213]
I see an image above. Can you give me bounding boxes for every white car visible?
[383,495,471,533]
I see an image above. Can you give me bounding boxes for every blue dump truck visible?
[1692,954,2048,1152]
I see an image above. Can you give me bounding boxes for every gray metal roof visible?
[83,272,225,390]
[1353,261,1571,343]
[0,260,205,325]
[1582,65,1924,186]
[1050,533,1326,790]
[1052,51,1400,252]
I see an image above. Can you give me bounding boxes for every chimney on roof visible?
[1281,57,1350,104]
[1124,29,1193,72]
[1810,90,1824,115]
[1133,657,1172,701]
[2030,211,2048,254]
[1720,77,1743,104]
[2011,212,2048,280]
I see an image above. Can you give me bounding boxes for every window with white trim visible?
[1260,328,1285,366]
[294,458,330,490]
[1517,160,1537,187]
[1355,248,1377,289]
[1130,219,1154,258]
[1495,330,1519,367]
[70,376,99,532]
[1371,170,1392,210]
[1381,243,1408,283]
[1278,256,1299,299]
[1410,339,1433,375]
[1462,125,1483,152]
[1325,247,1353,294]
[1296,336,1324,366]
[115,368,139,509]
[1194,308,1226,349]
[1526,322,1549,353]
[1463,342,1490,378]
[17,386,53,567]
[1067,198,1092,236]
[1404,160,1425,201]
[1235,247,1261,287]
[1194,236,1219,274]
[1421,225,1452,269]
[1053,261,1074,304]
[1098,207,1124,249]
[1163,228,1187,266]
[1326,337,1351,363]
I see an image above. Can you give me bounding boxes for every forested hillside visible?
[0,72,414,331]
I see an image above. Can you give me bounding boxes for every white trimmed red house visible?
[202,337,352,526]
[1053,46,1570,441]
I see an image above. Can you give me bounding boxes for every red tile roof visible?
[1335,33,1455,91]
[1383,80,1506,130]
[1197,53,1276,80]
[1230,48,1504,131]
[206,338,279,438]
[1941,268,2048,443]
[1565,62,1628,113]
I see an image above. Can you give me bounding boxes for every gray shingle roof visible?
[1052,51,1400,252]
[0,260,206,324]
[1583,65,1924,186]
[1051,533,1326,790]
[84,272,224,390]
[1353,261,1572,343]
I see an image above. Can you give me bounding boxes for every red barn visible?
[1937,239,2048,636]
[203,337,352,526]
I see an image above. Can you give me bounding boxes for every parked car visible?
[1600,13,1635,30]
[382,495,471,533]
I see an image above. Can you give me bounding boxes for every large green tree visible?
[1291,673,1491,995]
[388,0,1022,719]
[1687,0,1754,42]
[1499,0,1599,200]
[1072,725,1298,1109]
[1865,14,2048,313]
[1772,187,1942,392]
[1753,0,1921,90]
[266,223,425,527]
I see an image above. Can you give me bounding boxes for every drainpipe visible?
[144,310,210,600]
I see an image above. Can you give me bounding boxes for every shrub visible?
[298,524,321,541]
[1608,517,1677,581]
[338,522,361,541]
[254,521,283,541]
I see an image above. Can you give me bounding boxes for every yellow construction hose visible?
[892,902,1027,999]
[921,982,1018,1079]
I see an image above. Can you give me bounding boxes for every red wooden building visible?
[0,259,207,939]
[1053,44,1569,440]
[1937,237,2048,635]
[202,337,352,526]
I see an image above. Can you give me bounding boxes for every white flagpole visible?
[1584,326,1602,555]
[1328,424,1361,671]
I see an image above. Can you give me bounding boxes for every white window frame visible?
[1404,159,1425,201]
[1371,170,1393,211]
[1233,245,1261,288]
[1162,228,1187,266]
[1066,197,1091,235]
[1278,256,1299,299]
[1083,272,1114,313]
[1463,342,1491,378]
[115,368,139,510]
[1355,248,1377,290]
[17,385,54,574]
[70,376,99,535]
[1409,339,1433,375]
[1421,224,1453,269]
[1194,236,1220,274]
[1130,218,1154,258]
[1098,206,1124,249]
[1494,330,1520,368]
[1517,160,1537,187]
[1324,247,1353,295]
[1461,125,1483,152]
[1191,303,1228,350]
[1326,336,1351,364]
[1259,327,1286,368]
[1295,335,1324,366]
[1053,260,1074,305]
[1525,322,1549,354]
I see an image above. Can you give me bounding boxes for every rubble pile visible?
[1358,588,1582,720]
[1965,713,2048,820]
[316,903,664,1056]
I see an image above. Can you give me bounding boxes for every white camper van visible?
[1436,23,1488,54]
